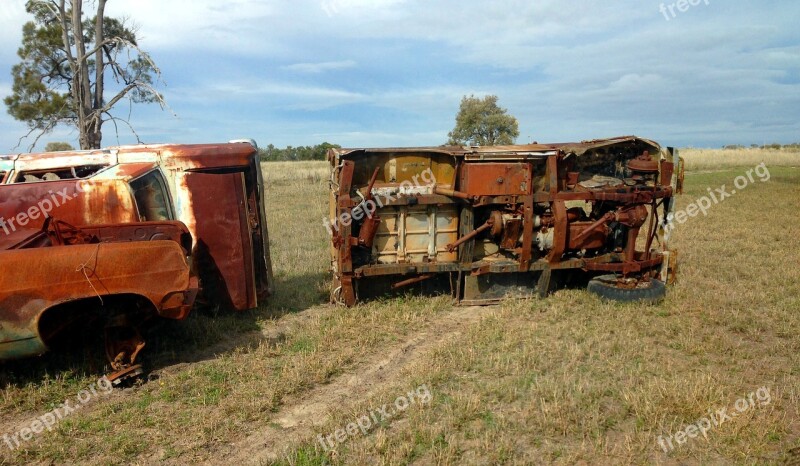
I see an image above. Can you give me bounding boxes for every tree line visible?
[722,143,800,151]
[257,142,341,161]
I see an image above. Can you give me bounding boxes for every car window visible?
[130,170,173,221]
[14,164,108,183]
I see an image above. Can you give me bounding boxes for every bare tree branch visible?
[103,111,142,145]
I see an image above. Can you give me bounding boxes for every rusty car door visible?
[181,172,256,311]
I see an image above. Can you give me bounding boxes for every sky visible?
[0,0,798,151]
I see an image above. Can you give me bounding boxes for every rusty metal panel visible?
[1,143,259,184]
[568,223,607,250]
[12,150,113,174]
[91,163,157,181]
[0,241,193,360]
[154,143,257,171]
[374,205,458,264]
[460,163,531,196]
[179,172,256,311]
[64,222,192,252]
[0,179,138,239]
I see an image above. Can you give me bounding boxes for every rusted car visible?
[0,142,273,382]
[327,136,682,306]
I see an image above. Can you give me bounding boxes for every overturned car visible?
[0,142,273,382]
[327,136,683,306]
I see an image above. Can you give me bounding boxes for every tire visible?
[587,274,666,304]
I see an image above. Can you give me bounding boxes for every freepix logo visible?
[662,163,770,232]
[3,377,114,451]
[659,0,711,21]
[317,384,432,451]
[323,168,437,236]
[657,387,772,453]
[0,179,93,236]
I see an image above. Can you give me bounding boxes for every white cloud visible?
[320,0,407,18]
[0,0,28,62]
[104,0,279,53]
[282,60,357,73]
[308,130,444,148]
[0,0,798,149]
[170,80,368,111]
[213,82,364,99]
[607,74,667,93]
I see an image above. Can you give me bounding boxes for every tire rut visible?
[221,305,489,465]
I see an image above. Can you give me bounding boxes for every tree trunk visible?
[88,121,102,149]
[94,0,106,132]
[71,0,101,149]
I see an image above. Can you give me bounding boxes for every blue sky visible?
[0,0,798,151]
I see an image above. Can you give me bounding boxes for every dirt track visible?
[215,305,488,464]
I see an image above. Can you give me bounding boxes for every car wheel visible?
[587,274,666,304]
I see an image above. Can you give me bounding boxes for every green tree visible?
[4,0,166,150]
[447,95,520,146]
[257,142,340,162]
[44,141,74,151]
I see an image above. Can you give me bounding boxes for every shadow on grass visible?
[263,271,331,314]
[0,270,331,389]
[350,270,598,306]
[0,334,109,390]
[0,307,266,390]
[142,269,331,373]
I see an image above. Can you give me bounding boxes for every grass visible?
[680,148,799,171]
[1,149,799,465]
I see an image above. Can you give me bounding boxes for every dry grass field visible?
[680,147,799,171]
[0,148,799,465]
